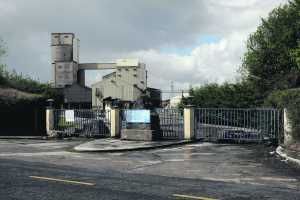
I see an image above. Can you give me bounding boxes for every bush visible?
[3,69,49,94]
[265,88,300,140]
[187,81,261,108]
[0,64,6,85]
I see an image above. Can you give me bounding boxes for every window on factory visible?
[54,35,59,38]
[133,74,137,77]
[64,35,69,38]
[133,68,137,71]
[58,65,62,69]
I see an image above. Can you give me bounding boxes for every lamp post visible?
[46,99,54,109]
[185,95,194,107]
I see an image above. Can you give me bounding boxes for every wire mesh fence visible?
[53,109,111,138]
[195,108,282,143]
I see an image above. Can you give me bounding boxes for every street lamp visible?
[46,99,54,109]
[185,95,194,107]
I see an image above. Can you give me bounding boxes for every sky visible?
[0,0,288,96]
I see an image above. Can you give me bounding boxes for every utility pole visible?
[170,81,174,99]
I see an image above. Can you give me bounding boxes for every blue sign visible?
[124,110,150,123]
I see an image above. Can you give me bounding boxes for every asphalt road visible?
[0,139,299,200]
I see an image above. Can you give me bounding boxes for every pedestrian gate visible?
[120,108,184,140]
[156,108,184,140]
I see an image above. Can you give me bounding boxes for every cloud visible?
[128,31,246,90]
[0,0,288,95]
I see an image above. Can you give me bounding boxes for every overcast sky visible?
[0,0,288,94]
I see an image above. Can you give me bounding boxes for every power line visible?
[162,90,189,93]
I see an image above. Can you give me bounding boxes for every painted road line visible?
[29,176,95,186]
[173,194,219,200]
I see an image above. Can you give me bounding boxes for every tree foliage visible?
[0,37,62,103]
[187,82,260,108]
[188,0,300,109]
[265,88,300,139]
[0,38,7,84]
[241,0,300,99]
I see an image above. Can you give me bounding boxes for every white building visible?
[168,93,190,108]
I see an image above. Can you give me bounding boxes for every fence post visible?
[184,106,195,140]
[46,109,56,137]
[110,107,120,138]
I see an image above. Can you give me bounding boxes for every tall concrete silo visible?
[51,33,79,88]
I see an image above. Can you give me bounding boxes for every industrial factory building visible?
[91,59,147,108]
[51,33,161,108]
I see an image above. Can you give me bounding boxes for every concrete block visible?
[121,129,162,141]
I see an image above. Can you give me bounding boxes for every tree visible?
[241,0,300,99]
[189,81,260,108]
[0,37,7,84]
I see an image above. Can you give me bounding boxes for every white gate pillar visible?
[283,108,295,146]
[46,109,56,137]
[110,108,120,138]
[184,106,195,140]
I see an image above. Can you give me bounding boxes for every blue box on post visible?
[124,110,150,124]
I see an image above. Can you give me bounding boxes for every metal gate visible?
[53,109,111,137]
[156,108,184,140]
[195,108,283,143]
[119,109,184,140]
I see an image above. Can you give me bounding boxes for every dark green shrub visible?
[265,88,300,140]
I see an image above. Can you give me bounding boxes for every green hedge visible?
[265,88,300,140]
